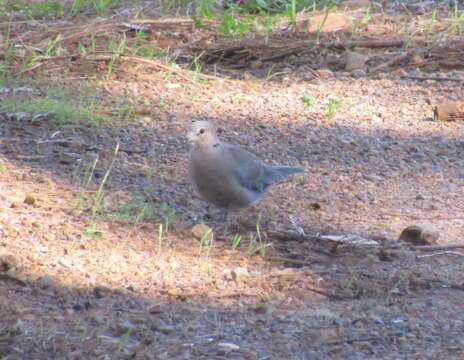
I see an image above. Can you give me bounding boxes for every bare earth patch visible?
[1,1,464,359]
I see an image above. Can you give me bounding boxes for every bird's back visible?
[189,143,263,209]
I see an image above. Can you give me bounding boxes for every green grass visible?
[104,198,157,223]
[1,0,122,19]
[0,159,7,174]
[218,14,254,36]
[449,2,462,35]
[82,223,104,240]
[300,93,318,107]
[91,143,120,217]
[245,216,272,257]
[198,227,214,256]
[288,0,297,31]
[230,234,242,251]
[7,1,63,18]
[425,8,438,37]
[323,96,342,118]
[0,85,108,126]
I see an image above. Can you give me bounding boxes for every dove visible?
[188,120,303,220]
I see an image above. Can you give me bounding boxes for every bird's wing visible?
[223,144,269,193]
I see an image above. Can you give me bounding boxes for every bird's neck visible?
[197,135,220,150]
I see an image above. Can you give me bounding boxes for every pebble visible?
[0,254,18,272]
[345,51,369,71]
[36,275,55,289]
[399,224,440,245]
[191,224,213,240]
[316,69,335,79]
[217,342,240,352]
[232,267,249,281]
[351,69,367,78]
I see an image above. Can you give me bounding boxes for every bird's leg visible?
[220,209,235,236]
[222,209,229,223]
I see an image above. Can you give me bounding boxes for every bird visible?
[187,120,304,221]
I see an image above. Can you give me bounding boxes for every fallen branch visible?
[322,336,383,346]
[402,75,464,82]
[369,52,409,74]
[121,55,196,83]
[413,244,464,252]
[379,212,464,221]
[417,251,464,258]
[326,39,405,49]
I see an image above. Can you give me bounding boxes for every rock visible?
[345,51,369,71]
[316,69,335,79]
[408,68,422,78]
[114,319,137,335]
[217,342,240,352]
[24,194,36,205]
[93,285,111,298]
[302,72,315,81]
[276,267,299,280]
[222,268,233,281]
[296,13,352,33]
[148,304,163,314]
[411,54,425,65]
[152,322,175,334]
[36,275,55,289]
[191,224,213,240]
[399,225,439,245]
[250,60,263,69]
[0,254,18,272]
[231,267,249,281]
[351,68,367,78]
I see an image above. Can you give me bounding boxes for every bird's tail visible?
[264,165,304,184]
[273,166,304,175]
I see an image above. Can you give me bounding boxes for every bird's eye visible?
[199,128,205,134]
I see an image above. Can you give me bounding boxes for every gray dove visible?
[188,120,303,220]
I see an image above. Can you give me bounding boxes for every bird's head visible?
[187,120,220,145]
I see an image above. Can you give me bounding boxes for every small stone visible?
[217,342,240,352]
[222,268,233,281]
[302,13,352,33]
[399,225,439,245]
[24,194,36,205]
[345,51,369,71]
[311,202,321,210]
[394,68,408,77]
[316,69,335,79]
[302,73,315,81]
[167,287,185,300]
[191,224,213,240]
[152,322,175,334]
[148,304,163,314]
[408,68,422,78]
[36,275,54,289]
[0,254,18,272]
[276,267,299,279]
[410,54,424,65]
[231,267,249,281]
[115,319,137,334]
[93,285,111,299]
[351,68,367,78]
[64,308,74,316]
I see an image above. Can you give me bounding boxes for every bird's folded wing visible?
[224,144,268,193]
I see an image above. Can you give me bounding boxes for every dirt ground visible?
[1,1,464,359]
